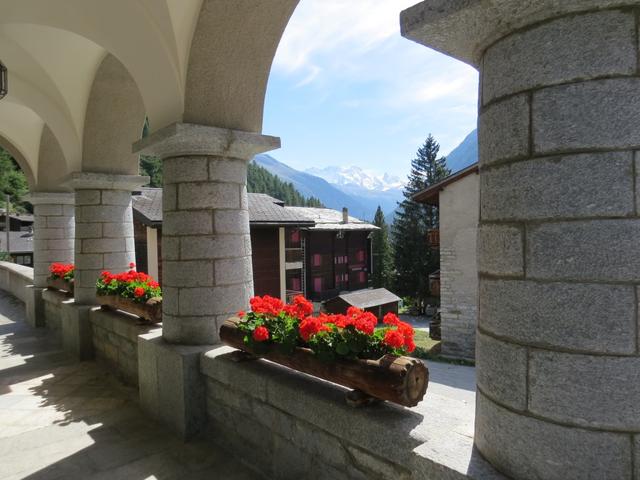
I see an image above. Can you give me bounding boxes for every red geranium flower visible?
[129,262,136,269]
[252,325,270,342]
[283,295,314,320]
[299,316,330,342]
[383,329,405,349]
[134,287,145,298]
[250,295,284,316]
[237,310,246,318]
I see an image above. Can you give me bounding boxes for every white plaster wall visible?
[439,172,479,359]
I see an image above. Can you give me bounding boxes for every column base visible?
[138,330,212,439]
[60,301,94,360]
[24,286,46,328]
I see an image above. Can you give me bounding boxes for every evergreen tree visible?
[371,205,393,289]
[392,134,450,308]
[139,155,162,187]
[0,147,30,213]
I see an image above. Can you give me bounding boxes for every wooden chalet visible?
[132,189,379,304]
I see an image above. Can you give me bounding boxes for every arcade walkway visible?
[0,290,258,480]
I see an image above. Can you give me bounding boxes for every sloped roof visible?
[0,231,34,253]
[132,188,163,225]
[248,194,315,225]
[132,189,376,230]
[332,288,401,309]
[285,207,377,231]
[412,163,479,206]
[0,210,34,224]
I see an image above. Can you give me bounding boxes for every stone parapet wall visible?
[0,261,33,303]
[202,347,419,480]
[42,288,69,335]
[90,307,160,386]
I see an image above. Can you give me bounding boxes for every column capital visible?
[132,122,280,160]
[64,172,149,191]
[400,0,636,67]
[25,191,75,205]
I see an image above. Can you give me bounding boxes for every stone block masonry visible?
[471,6,640,480]
[132,123,280,438]
[66,173,148,305]
[90,307,160,385]
[134,123,280,346]
[27,192,75,289]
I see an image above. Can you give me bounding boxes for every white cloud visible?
[274,0,417,77]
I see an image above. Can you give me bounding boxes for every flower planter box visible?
[219,318,429,407]
[47,277,74,296]
[97,295,162,324]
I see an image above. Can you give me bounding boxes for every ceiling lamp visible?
[0,61,7,99]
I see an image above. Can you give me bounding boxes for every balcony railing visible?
[426,229,440,249]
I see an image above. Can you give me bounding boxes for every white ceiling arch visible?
[0,101,42,188]
[0,0,199,131]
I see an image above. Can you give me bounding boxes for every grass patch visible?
[410,330,475,366]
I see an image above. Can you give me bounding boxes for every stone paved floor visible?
[0,291,260,480]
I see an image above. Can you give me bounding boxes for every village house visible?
[414,164,479,360]
[132,188,380,305]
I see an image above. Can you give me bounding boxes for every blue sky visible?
[263,0,479,180]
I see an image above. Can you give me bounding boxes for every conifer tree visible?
[392,134,450,309]
[371,205,393,289]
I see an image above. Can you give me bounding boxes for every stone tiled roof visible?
[132,189,376,230]
[0,231,34,253]
[248,194,315,225]
[285,207,378,231]
[334,288,401,309]
[132,188,163,225]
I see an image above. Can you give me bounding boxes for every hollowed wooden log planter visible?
[98,295,162,324]
[219,318,429,407]
[47,277,74,296]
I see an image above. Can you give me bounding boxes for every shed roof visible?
[331,288,401,309]
[412,163,479,206]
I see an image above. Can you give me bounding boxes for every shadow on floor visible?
[0,290,260,480]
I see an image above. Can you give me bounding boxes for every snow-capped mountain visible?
[306,166,404,192]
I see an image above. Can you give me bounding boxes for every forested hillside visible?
[247,162,322,207]
[0,147,30,213]
[139,155,323,207]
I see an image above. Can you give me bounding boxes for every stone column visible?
[132,123,279,438]
[135,123,279,345]
[403,3,640,479]
[24,192,75,327]
[67,172,148,304]
[29,192,75,288]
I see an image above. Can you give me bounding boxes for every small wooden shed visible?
[323,288,401,320]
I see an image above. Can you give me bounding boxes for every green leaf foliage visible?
[392,134,450,307]
[0,146,30,213]
[371,205,393,289]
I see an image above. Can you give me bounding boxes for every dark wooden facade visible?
[133,220,373,303]
[305,230,371,302]
[251,227,281,299]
